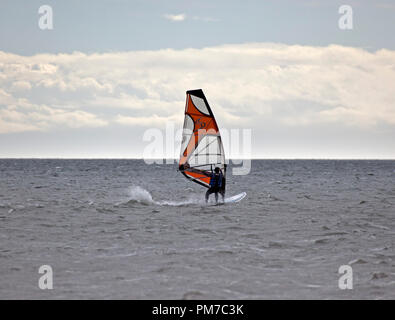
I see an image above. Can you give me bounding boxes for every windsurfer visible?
[205,167,225,203]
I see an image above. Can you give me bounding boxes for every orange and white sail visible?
[178,89,226,190]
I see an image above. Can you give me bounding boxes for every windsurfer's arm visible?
[204,171,213,178]
[178,163,190,172]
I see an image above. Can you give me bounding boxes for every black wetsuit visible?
[205,172,224,203]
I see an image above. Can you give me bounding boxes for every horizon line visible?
[0,157,394,161]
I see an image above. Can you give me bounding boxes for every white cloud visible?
[0,43,395,137]
[11,80,31,91]
[163,13,186,22]
[115,114,182,128]
[0,104,107,133]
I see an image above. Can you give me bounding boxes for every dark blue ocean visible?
[0,159,394,299]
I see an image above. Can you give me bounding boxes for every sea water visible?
[0,159,394,299]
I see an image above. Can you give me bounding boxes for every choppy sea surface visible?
[0,159,394,299]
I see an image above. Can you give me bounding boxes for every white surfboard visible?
[224,192,246,204]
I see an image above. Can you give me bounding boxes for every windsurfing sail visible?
[178,89,226,193]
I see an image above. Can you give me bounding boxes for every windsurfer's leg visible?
[214,192,218,203]
[206,188,214,203]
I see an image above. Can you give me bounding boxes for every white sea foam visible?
[128,186,154,205]
[128,186,205,207]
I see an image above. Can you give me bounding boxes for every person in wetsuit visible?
[205,167,224,203]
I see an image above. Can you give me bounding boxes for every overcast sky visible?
[1,0,395,158]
